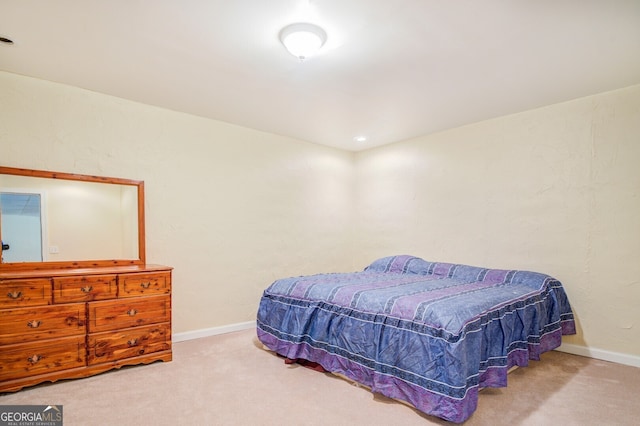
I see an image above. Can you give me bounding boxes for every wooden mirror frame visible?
[0,166,145,271]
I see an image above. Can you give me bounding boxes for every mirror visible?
[0,166,145,270]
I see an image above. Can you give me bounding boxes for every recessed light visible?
[353,136,367,143]
[0,36,14,45]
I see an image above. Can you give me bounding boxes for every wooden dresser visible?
[0,264,172,392]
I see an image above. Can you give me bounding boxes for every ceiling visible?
[1,1,639,152]
[0,193,41,217]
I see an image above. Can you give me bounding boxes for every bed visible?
[256,255,576,423]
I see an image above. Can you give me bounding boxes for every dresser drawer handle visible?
[28,354,43,364]
[140,282,151,289]
[127,309,138,316]
[80,285,93,293]
[27,320,42,328]
[127,338,139,347]
[7,291,22,300]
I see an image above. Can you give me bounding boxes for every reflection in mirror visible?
[0,166,144,269]
[0,192,43,262]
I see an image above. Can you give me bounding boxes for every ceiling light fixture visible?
[279,23,327,61]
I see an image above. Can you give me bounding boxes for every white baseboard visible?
[556,343,640,368]
[173,320,255,343]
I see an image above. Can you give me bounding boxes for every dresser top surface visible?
[0,264,172,280]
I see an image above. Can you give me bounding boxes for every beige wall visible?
[2,71,638,360]
[354,84,640,357]
[0,71,355,332]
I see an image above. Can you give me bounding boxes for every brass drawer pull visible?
[28,354,43,364]
[127,338,139,347]
[7,291,22,300]
[127,309,137,316]
[81,285,93,293]
[140,282,151,289]
[27,320,42,328]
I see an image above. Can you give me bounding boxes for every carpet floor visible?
[1,329,639,425]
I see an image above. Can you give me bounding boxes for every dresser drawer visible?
[0,335,86,381]
[88,295,170,333]
[0,304,86,345]
[53,274,117,303]
[119,271,171,298]
[0,279,52,308]
[87,323,171,365]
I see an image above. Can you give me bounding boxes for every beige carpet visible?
[1,329,639,425]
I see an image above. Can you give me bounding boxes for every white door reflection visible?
[0,192,44,263]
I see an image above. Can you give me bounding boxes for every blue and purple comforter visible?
[257,255,575,423]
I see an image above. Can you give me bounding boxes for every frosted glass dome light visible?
[280,23,327,61]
